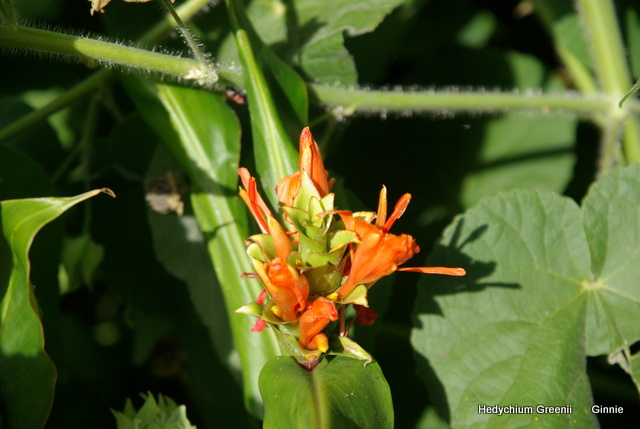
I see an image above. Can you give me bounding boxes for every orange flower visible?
[337,187,465,300]
[276,127,334,206]
[298,298,338,351]
[252,217,309,321]
[238,169,309,321]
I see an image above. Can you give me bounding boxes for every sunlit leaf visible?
[413,165,640,427]
[0,188,114,429]
[260,356,393,429]
[294,0,403,85]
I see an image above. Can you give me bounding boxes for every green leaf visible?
[460,112,576,208]
[630,351,640,392]
[260,356,393,429]
[531,0,596,93]
[226,0,308,205]
[459,50,577,208]
[295,0,403,85]
[144,144,235,367]
[121,78,280,417]
[0,188,114,429]
[58,234,104,294]
[112,392,196,429]
[413,164,640,427]
[581,165,640,355]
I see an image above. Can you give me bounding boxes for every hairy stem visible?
[0,25,203,79]
[308,84,627,116]
[0,0,237,143]
[578,0,631,97]
[158,0,217,85]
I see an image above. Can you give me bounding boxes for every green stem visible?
[0,25,203,79]
[578,0,631,97]
[309,84,621,115]
[158,0,217,85]
[623,117,640,164]
[578,0,640,166]
[138,0,212,47]
[0,0,229,143]
[598,115,624,175]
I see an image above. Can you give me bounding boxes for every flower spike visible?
[237,127,465,364]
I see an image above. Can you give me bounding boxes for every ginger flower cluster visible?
[237,127,465,363]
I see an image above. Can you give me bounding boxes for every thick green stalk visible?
[578,0,631,97]
[623,117,640,164]
[578,0,640,168]
[0,25,202,79]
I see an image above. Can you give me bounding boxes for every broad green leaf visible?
[294,0,403,85]
[219,0,402,86]
[260,356,393,429]
[0,188,113,429]
[413,164,640,427]
[226,0,308,205]
[122,78,280,417]
[581,165,640,355]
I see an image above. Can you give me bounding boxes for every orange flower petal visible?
[238,168,272,234]
[298,299,338,349]
[382,193,411,233]
[397,266,466,276]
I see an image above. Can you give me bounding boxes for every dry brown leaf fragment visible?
[145,172,185,216]
[89,0,169,16]
[89,0,112,15]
